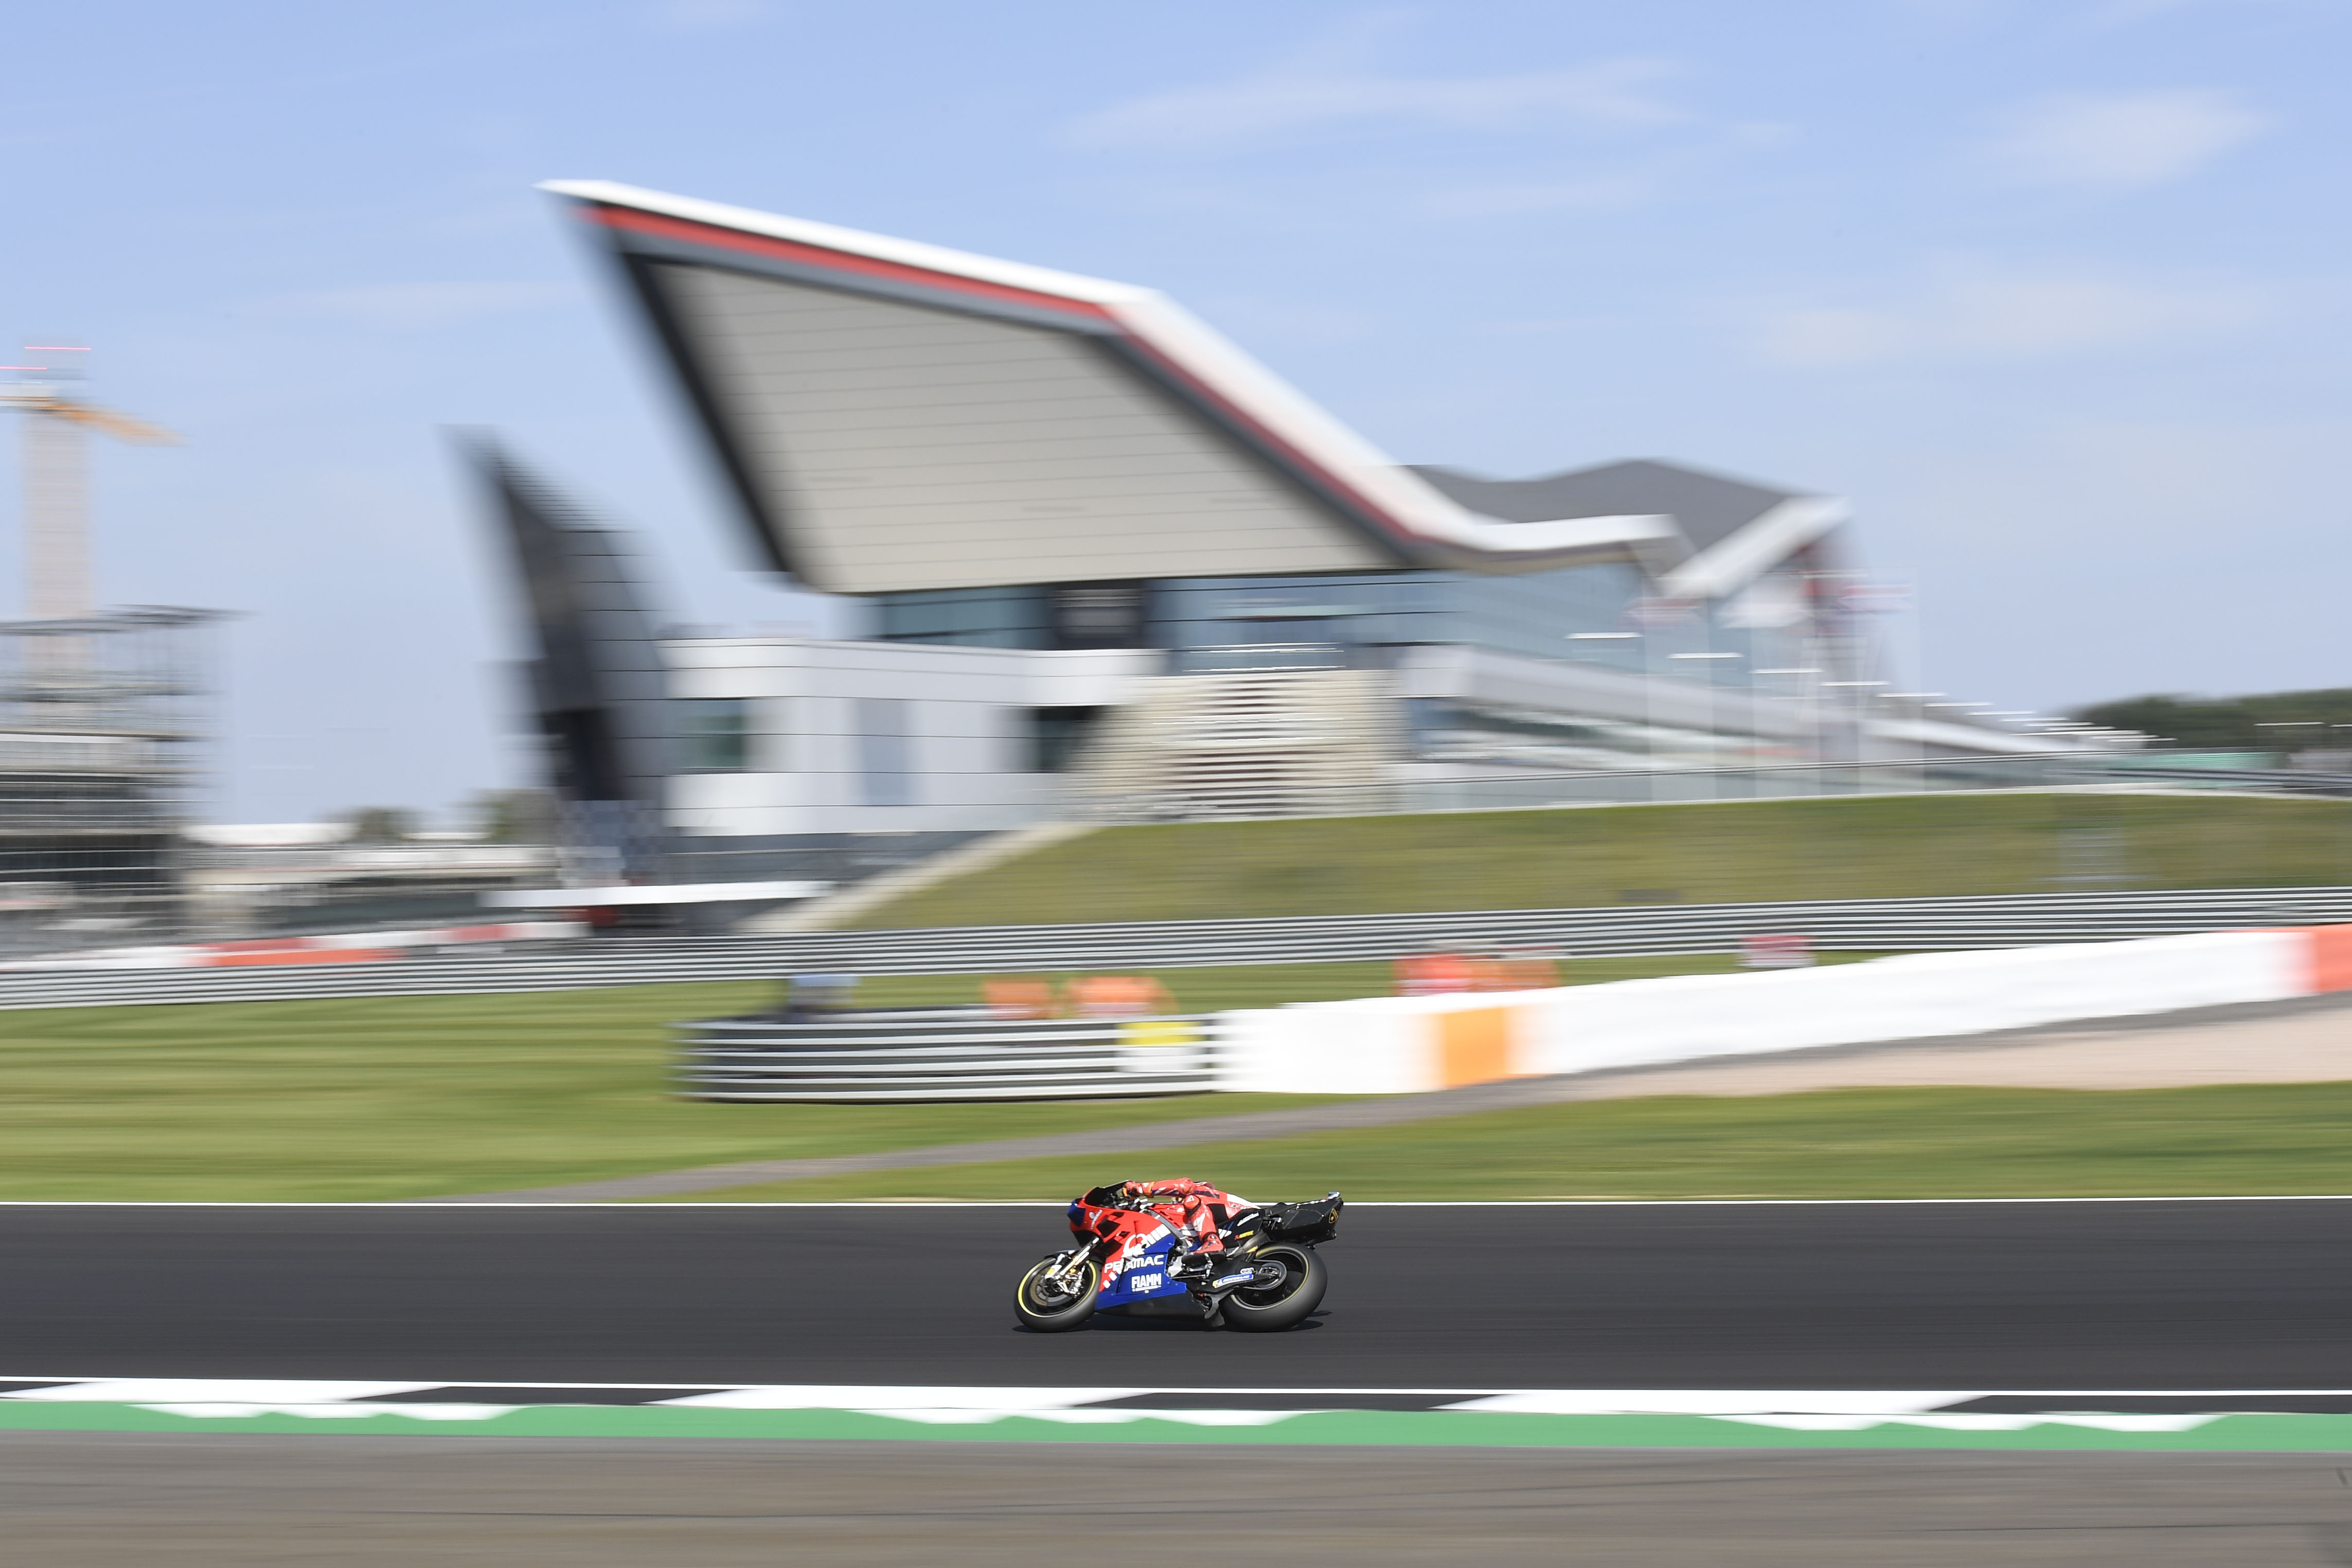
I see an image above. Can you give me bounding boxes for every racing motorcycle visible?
[1014,1184,1342,1333]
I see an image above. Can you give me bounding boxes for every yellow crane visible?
[1,350,175,621]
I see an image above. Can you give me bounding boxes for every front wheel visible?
[1219,1244,1326,1333]
[1014,1253,1100,1332]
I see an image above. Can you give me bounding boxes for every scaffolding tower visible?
[0,607,224,948]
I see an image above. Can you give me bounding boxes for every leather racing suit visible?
[1120,1179,1254,1271]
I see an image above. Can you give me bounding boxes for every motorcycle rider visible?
[1114,1178,1255,1278]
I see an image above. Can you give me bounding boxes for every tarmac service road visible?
[9,1434,2352,1568]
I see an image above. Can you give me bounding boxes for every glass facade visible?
[868,563,1837,772]
[872,565,1804,693]
[874,586,1050,649]
[1449,565,1647,668]
[1151,572,1449,656]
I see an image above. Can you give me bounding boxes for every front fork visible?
[1044,1239,1104,1288]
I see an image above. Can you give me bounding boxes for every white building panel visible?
[661,637,1155,837]
[663,266,1399,593]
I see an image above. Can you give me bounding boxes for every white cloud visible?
[261,281,577,331]
[1067,58,1684,153]
[1982,88,2271,191]
[1754,265,2264,366]
[1419,175,1655,218]
[1416,118,1787,220]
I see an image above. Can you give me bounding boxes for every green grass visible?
[846,791,2352,928]
[662,1082,2352,1203]
[0,984,1327,1202]
[0,955,1794,1201]
[855,952,1878,1010]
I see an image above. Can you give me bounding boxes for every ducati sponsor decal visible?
[1127,1274,1164,1293]
[1211,1271,1254,1289]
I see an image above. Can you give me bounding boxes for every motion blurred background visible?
[2,1,2346,819]
[4,1,2350,953]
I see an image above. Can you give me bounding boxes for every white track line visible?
[7,1379,2352,1413]
[4,1197,2352,1209]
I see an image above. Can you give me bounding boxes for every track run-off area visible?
[10,1197,2352,1453]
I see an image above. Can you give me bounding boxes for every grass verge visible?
[845,791,2352,928]
[0,984,1325,1202]
[656,1082,2352,1202]
[853,952,1877,1010]
[0,955,1790,1201]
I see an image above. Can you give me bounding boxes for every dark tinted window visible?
[678,698,750,772]
[1029,706,1105,773]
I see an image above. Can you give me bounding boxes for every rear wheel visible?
[1014,1253,1100,1332]
[1219,1244,1325,1333]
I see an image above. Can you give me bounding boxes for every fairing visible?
[1065,1200,1193,1306]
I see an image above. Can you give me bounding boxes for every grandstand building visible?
[487,182,2071,866]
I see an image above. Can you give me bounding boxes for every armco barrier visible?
[11,885,2352,1010]
[1218,925,2350,1094]
[678,1011,1217,1102]
[13,921,586,972]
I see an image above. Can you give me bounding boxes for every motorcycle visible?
[1014,1185,1342,1333]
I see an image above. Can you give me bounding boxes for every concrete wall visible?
[1220,926,2352,1094]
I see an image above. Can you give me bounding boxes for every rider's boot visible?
[1168,1230,1221,1281]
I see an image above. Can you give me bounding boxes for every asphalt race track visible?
[8,1198,2352,1389]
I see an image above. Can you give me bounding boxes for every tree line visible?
[2073,688,2352,750]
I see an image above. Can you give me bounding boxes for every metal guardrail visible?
[183,845,558,874]
[1078,752,2352,821]
[7,884,2352,1010]
[678,1009,1219,1102]
[2094,762,2352,797]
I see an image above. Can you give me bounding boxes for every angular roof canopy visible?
[1417,460,1790,554]
[543,181,1692,595]
[1414,459,1849,601]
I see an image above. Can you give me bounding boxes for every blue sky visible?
[1,0,2343,821]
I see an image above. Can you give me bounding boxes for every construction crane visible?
[1,349,175,621]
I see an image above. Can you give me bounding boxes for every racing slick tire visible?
[1219,1244,1326,1333]
[1015,1254,1100,1332]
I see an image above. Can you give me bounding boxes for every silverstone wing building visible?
[487,181,2053,867]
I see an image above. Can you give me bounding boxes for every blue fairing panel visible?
[1097,1240,1189,1306]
